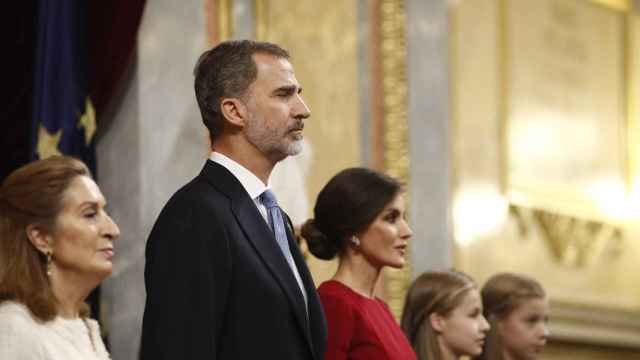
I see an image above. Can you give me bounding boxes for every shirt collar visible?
[210,152,269,200]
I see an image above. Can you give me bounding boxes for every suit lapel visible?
[283,213,318,306]
[199,161,314,355]
[285,214,326,359]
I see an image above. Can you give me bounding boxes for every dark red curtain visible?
[88,0,146,115]
[0,2,37,181]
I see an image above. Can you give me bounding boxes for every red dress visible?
[318,280,417,360]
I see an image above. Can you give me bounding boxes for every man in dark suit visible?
[140,40,327,360]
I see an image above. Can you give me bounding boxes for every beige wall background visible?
[451,0,640,357]
[257,0,361,285]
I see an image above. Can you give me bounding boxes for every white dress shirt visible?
[210,152,270,221]
[209,152,308,308]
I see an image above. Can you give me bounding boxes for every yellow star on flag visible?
[37,125,63,159]
[78,97,96,146]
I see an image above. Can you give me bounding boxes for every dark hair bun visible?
[300,219,339,260]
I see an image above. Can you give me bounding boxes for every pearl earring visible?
[351,236,360,246]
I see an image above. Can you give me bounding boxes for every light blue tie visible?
[260,189,308,309]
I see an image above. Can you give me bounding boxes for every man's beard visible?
[245,118,304,161]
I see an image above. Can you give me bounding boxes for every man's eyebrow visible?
[272,84,302,94]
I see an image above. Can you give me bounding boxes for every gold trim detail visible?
[217,0,234,42]
[36,125,63,160]
[498,0,509,193]
[254,0,268,40]
[380,0,410,320]
[550,299,640,349]
[588,0,631,12]
[626,14,639,196]
[510,205,623,267]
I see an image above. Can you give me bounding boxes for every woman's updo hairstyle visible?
[301,167,402,260]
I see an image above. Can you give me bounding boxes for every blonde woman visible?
[401,270,490,360]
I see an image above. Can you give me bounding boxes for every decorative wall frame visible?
[503,0,640,348]
[451,0,640,350]
[503,0,636,224]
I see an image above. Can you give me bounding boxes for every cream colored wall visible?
[451,0,640,357]
[258,0,361,285]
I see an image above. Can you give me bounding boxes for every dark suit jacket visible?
[140,160,327,360]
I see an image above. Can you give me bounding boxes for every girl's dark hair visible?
[300,167,402,260]
[476,273,546,360]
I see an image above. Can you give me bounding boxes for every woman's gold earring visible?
[46,251,53,277]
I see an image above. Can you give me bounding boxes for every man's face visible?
[242,53,310,162]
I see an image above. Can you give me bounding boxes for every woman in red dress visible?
[301,168,416,360]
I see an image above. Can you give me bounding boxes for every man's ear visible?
[220,97,248,128]
[429,312,447,333]
[26,224,53,255]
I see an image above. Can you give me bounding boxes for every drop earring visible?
[45,251,53,277]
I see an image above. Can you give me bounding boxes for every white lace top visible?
[0,301,110,360]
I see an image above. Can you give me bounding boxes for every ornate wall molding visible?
[205,0,233,45]
[379,0,410,319]
[509,205,623,267]
[254,0,267,41]
[551,299,640,349]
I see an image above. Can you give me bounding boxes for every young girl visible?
[401,271,490,360]
[477,273,550,360]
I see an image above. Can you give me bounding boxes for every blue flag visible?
[31,0,102,326]
[32,0,96,174]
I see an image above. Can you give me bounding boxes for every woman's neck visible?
[332,251,382,298]
[49,268,98,318]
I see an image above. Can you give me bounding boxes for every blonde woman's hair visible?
[401,270,477,360]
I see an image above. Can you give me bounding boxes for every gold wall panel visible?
[506,0,627,221]
[589,0,631,11]
[451,0,640,353]
[205,0,233,45]
[256,0,361,285]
